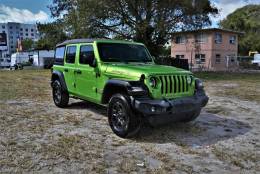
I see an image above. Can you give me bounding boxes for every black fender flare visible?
[101,79,148,104]
[51,70,68,92]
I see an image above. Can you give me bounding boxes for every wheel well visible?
[51,74,60,82]
[102,85,128,104]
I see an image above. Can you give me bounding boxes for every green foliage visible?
[36,21,68,50]
[21,38,34,51]
[48,0,218,56]
[220,5,260,55]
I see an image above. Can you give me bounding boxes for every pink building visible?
[171,28,242,71]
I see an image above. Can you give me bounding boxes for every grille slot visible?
[158,75,191,96]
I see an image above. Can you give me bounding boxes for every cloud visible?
[210,0,260,26]
[0,5,49,23]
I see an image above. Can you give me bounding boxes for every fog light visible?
[151,106,156,112]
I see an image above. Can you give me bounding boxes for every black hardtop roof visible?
[56,38,137,47]
[56,39,98,47]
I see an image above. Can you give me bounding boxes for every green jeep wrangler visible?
[51,39,208,138]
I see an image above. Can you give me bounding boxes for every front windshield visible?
[97,43,152,63]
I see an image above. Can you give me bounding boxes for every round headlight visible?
[149,77,157,88]
[187,76,192,84]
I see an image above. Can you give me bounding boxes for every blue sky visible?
[0,0,259,25]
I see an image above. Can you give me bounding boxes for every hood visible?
[103,62,191,80]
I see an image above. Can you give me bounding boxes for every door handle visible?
[64,68,68,72]
[74,69,82,74]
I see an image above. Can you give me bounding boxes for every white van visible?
[252,54,260,68]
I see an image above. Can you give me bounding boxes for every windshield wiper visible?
[125,58,152,64]
[106,57,129,64]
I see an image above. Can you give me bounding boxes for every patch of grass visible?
[194,72,260,81]
[195,72,260,103]
[212,146,259,170]
[0,70,51,101]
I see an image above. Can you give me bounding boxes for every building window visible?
[9,26,12,29]
[230,36,236,44]
[20,33,23,36]
[26,33,28,36]
[31,29,34,32]
[2,25,5,29]
[216,54,221,63]
[195,54,206,64]
[176,55,185,59]
[195,33,208,43]
[25,28,28,32]
[175,36,186,44]
[20,28,23,31]
[2,31,5,33]
[215,33,222,44]
[31,33,34,36]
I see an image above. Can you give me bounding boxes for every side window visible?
[79,45,94,65]
[55,46,65,64]
[66,46,77,64]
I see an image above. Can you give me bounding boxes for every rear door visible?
[63,45,77,94]
[75,44,97,101]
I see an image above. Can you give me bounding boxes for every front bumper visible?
[132,90,209,125]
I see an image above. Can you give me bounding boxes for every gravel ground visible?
[0,70,259,173]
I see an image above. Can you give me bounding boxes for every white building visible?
[0,22,40,58]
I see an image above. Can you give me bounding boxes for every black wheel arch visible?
[101,79,148,104]
[51,70,68,92]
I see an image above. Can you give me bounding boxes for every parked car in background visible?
[11,52,31,70]
[10,50,54,70]
[252,54,260,68]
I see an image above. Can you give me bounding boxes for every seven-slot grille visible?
[158,75,192,95]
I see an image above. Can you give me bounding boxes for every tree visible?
[36,21,68,50]
[48,0,218,55]
[220,5,260,55]
[21,38,34,51]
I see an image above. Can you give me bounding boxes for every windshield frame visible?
[96,42,154,63]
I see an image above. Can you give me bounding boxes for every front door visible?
[63,45,77,94]
[75,44,97,101]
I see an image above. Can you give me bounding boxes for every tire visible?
[52,79,69,108]
[108,93,142,138]
[181,109,201,122]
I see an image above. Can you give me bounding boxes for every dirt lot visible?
[0,70,259,173]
